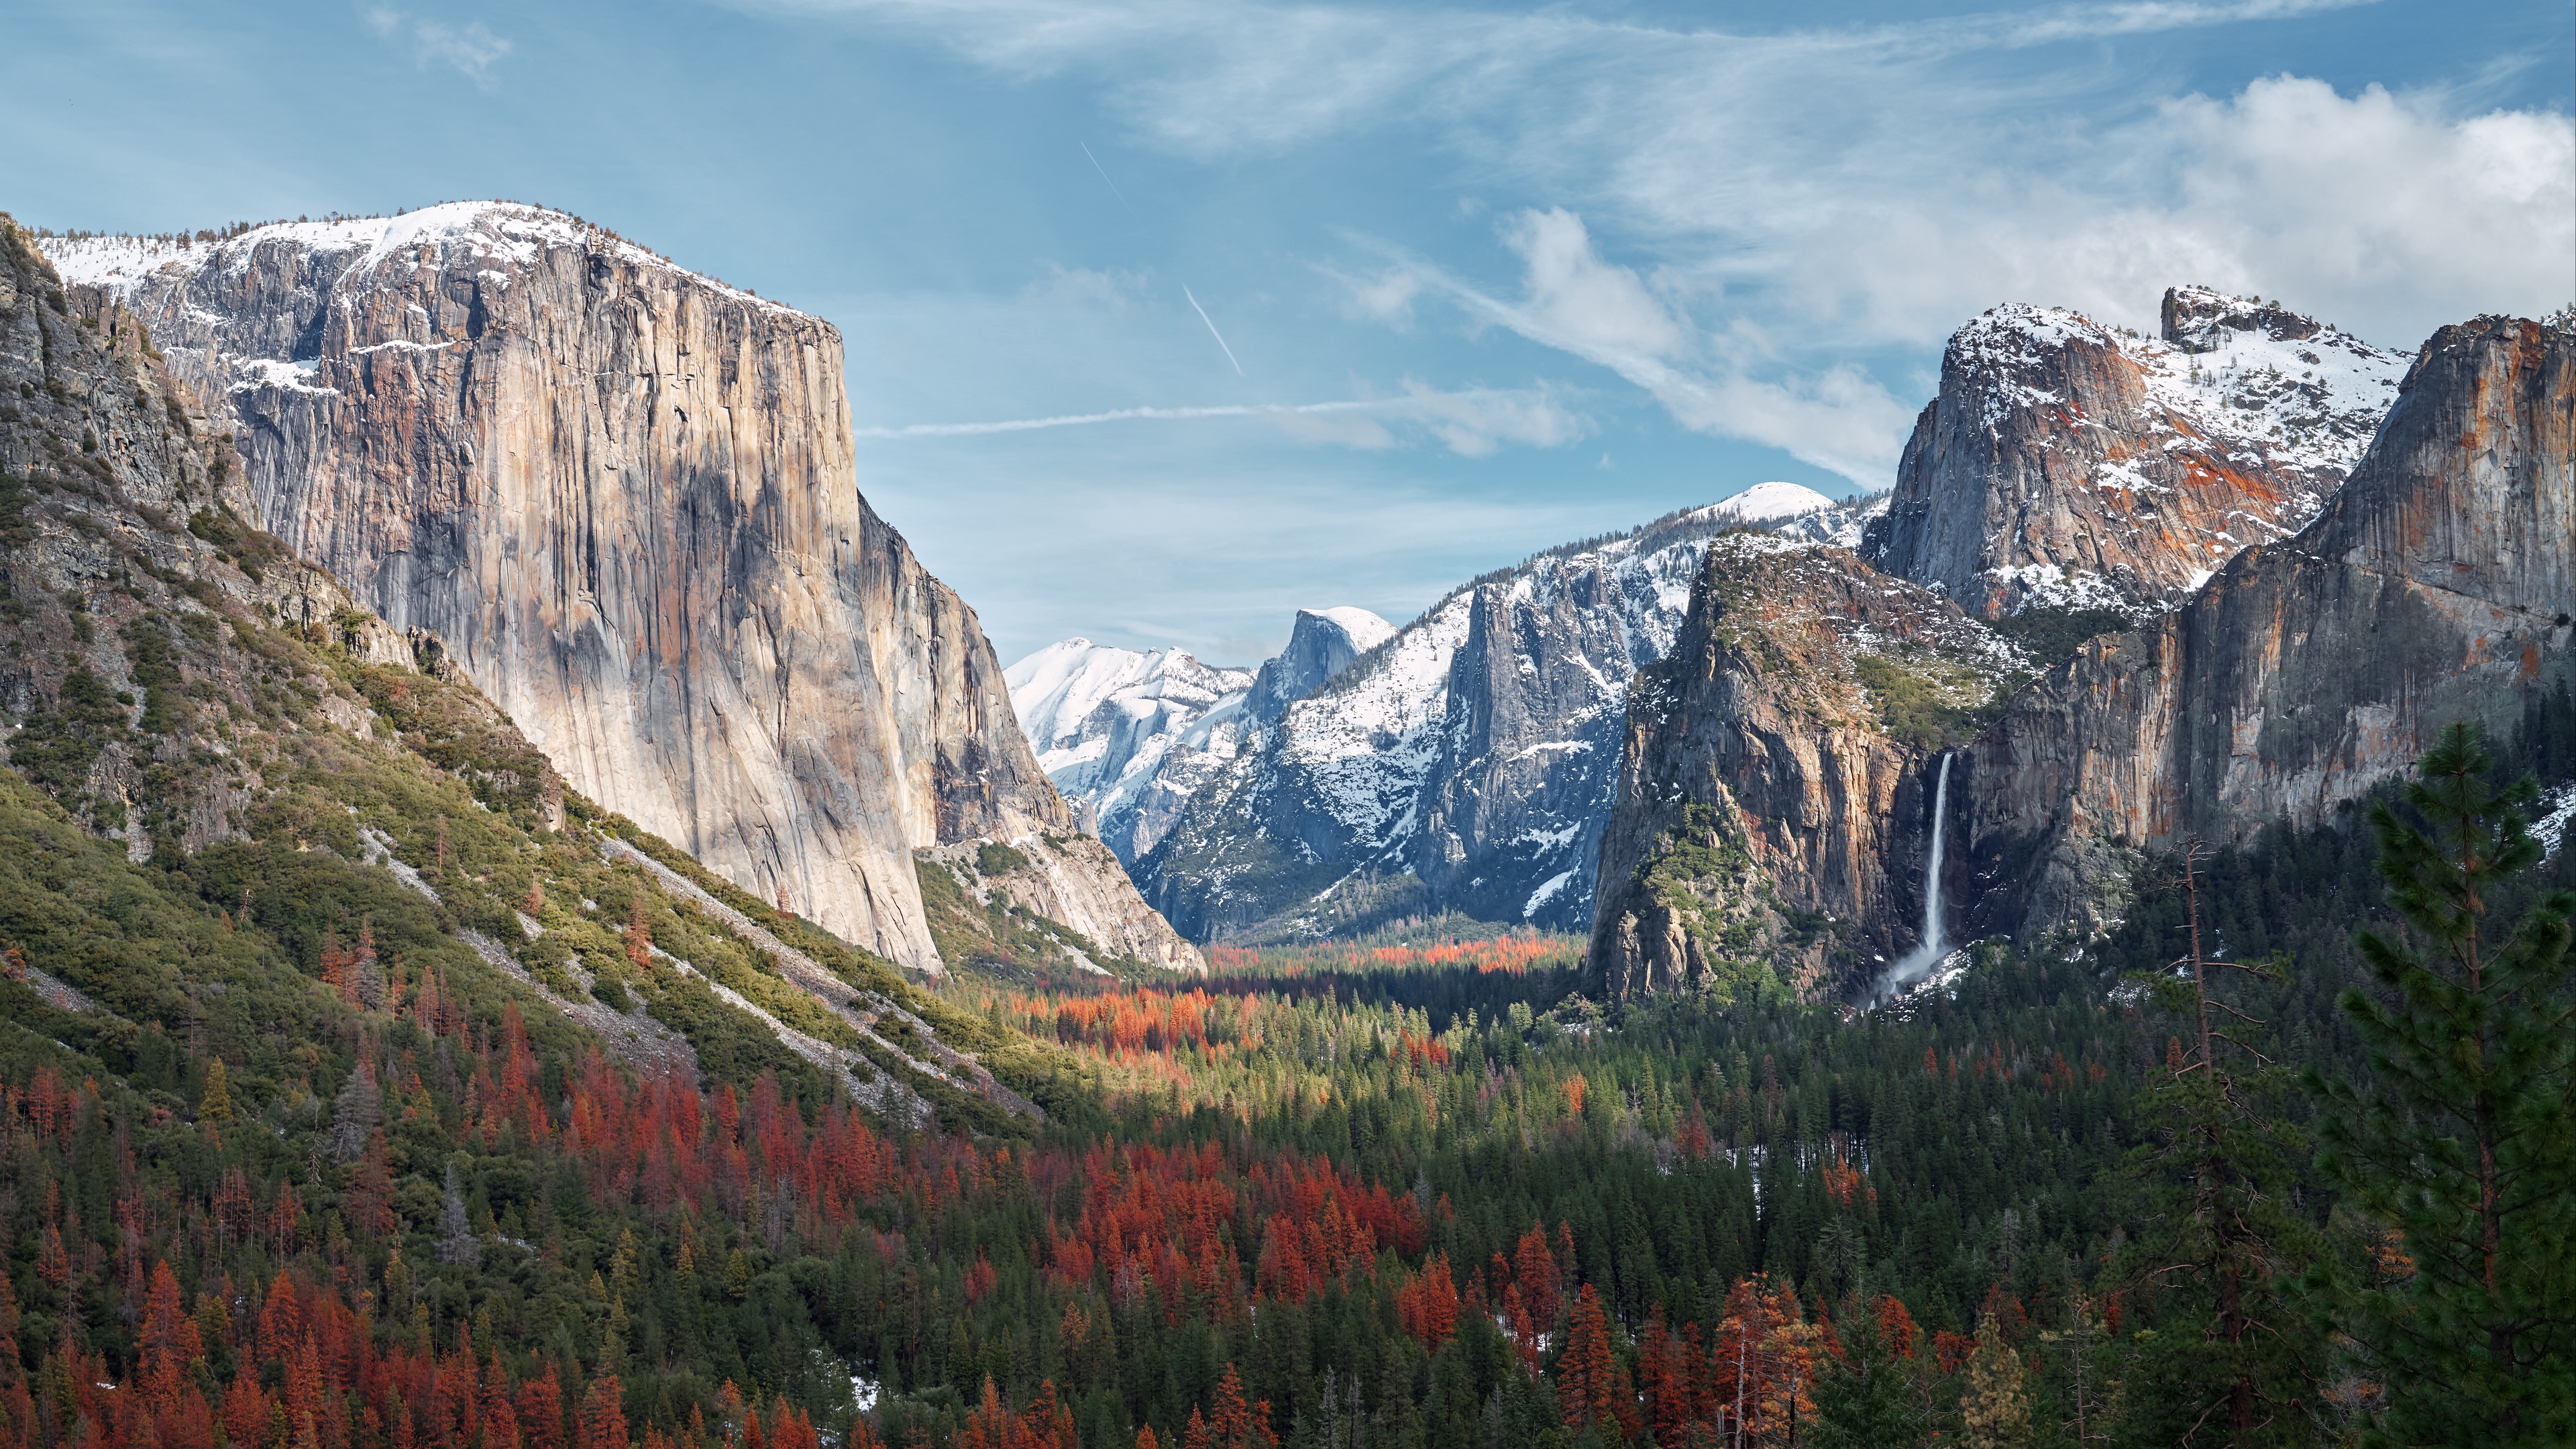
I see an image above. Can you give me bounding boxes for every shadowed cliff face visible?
[44,205,1191,971]
[1863,288,2406,620]
[1962,315,2576,943]
[1586,537,2026,1001]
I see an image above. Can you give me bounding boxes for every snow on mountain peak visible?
[1708,480,1837,525]
[1308,606,1396,653]
[40,201,804,317]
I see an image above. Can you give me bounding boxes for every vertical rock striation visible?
[1585,537,2027,1000]
[43,205,1189,971]
[1962,314,2575,942]
[1862,287,2406,619]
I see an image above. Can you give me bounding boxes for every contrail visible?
[855,398,1386,439]
[1183,285,1246,377]
[1078,142,1126,205]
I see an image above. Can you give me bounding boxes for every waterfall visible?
[1878,752,1954,1002]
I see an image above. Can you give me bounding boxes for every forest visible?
[0,611,2570,1449]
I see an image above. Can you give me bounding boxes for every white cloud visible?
[749,0,2568,483]
[852,383,1587,458]
[1359,215,1915,484]
[1499,209,1686,364]
[362,6,514,86]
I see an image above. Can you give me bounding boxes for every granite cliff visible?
[1246,607,1397,724]
[42,204,1194,972]
[1585,535,2026,1000]
[1863,286,2406,620]
[1960,313,2575,943]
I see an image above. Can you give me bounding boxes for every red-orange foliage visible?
[1555,1284,1638,1440]
[1395,1254,1458,1349]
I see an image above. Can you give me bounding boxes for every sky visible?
[4,1,2570,667]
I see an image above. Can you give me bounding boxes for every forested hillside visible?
[3,213,2572,1449]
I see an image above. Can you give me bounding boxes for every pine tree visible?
[2112,844,2319,1446]
[1813,1295,1922,1449]
[199,1058,234,1122]
[1957,1330,2031,1449]
[2308,722,2576,1446]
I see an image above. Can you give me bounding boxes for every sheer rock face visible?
[1962,315,2576,942]
[1246,608,1394,724]
[1862,288,2407,620]
[44,205,1189,971]
[1585,538,2027,1000]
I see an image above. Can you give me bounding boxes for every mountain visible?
[40,203,1193,974]
[1004,639,1257,861]
[1586,535,2027,1000]
[1246,606,1397,724]
[1589,309,2570,998]
[1133,502,1802,940]
[1862,286,2408,620]
[1704,480,1836,525]
[0,209,1066,1127]
[1960,313,2575,943]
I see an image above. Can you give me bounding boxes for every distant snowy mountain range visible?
[1007,286,2416,950]
[1006,482,1882,936]
[1006,607,1397,864]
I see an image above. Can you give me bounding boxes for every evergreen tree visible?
[1957,1331,2031,1449]
[1813,1295,1923,1449]
[2112,846,2319,1446]
[2308,722,2576,1446]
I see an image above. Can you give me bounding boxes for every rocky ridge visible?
[42,204,1193,973]
[1863,286,2408,620]
[1960,313,2575,943]
[1135,500,1819,939]
[1586,535,2028,1000]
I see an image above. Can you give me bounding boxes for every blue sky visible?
[6,1,2570,666]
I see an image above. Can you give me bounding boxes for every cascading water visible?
[1876,752,1954,1004]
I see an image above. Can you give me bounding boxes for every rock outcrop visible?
[42,204,1189,971]
[918,831,1208,974]
[1863,287,2407,619]
[1960,314,2575,942]
[1585,536,2027,1000]
[1136,503,1809,938]
[0,215,443,860]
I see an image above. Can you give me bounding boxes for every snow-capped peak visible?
[1707,480,1838,525]
[1004,639,1250,752]
[41,201,802,317]
[1307,606,1397,654]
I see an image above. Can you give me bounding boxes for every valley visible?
[1,197,2569,1449]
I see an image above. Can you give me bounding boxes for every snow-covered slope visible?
[1004,641,1256,862]
[1135,504,1790,938]
[1708,480,1837,525]
[1864,286,2408,619]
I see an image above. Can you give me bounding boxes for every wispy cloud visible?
[1353,212,1915,484]
[364,5,514,87]
[855,384,1587,457]
[743,0,2568,487]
